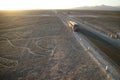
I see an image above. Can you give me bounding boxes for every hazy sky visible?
[0,0,120,10]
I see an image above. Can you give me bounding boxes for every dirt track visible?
[0,10,109,80]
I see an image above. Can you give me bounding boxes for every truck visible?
[68,21,79,32]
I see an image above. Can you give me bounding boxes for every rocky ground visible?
[62,10,120,67]
[0,10,108,80]
[65,10,120,35]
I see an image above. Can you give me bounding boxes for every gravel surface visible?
[0,10,107,80]
[61,10,120,34]
[64,10,120,67]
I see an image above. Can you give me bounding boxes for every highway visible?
[1,10,110,80]
[68,16,120,66]
[55,11,120,80]
[70,17,120,49]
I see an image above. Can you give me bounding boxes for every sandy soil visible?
[76,17,120,33]
[62,10,120,34]
[0,10,108,80]
[63,10,120,66]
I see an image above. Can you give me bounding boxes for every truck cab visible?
[68,21,79,32]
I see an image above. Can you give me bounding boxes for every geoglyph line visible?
[5,37,56,56]
[51,46,56,57]
[0,35,58,42]
[35,40,51,51]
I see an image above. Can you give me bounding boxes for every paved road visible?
[55,11,120,80]
[0,10,108,80]
[68,16,120,66]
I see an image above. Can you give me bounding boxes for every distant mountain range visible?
[74,5,120,11]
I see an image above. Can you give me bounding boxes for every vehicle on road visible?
[107,32,118,39]
[68,21,80,32]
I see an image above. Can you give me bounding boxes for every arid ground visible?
[0,10,119,80]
